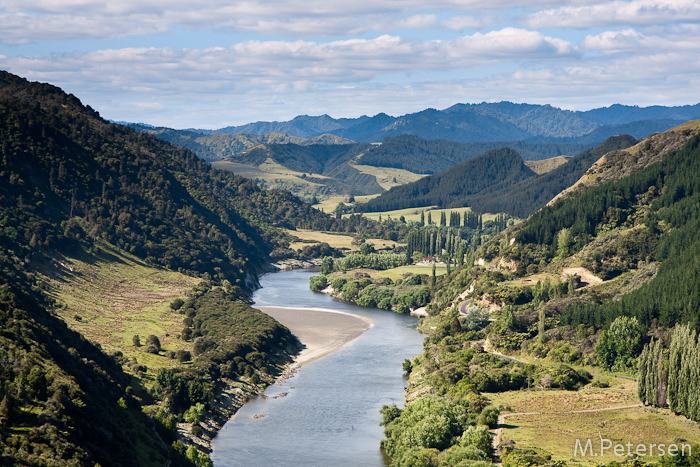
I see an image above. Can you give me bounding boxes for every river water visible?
[210,269,424,466]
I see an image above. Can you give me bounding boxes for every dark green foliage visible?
[358,134,593,173]
[309,275,329,292]
[359,148,536,212]
[667,324,700,421]
[548,133,700,331]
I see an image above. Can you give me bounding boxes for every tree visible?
[556,228,572,259]
[132,335,141,347]
[321,256,334,275]
[595,316,643,371]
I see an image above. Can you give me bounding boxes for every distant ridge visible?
[164,102,700,143]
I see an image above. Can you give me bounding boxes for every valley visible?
[2,69,700,467]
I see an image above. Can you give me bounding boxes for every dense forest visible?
[357,148,537,212]
[356,136,637,218]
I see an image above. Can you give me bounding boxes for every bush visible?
[176,350,192,363]
[146,334,161,351]
[143,344,160,354]
[309,275,328,292]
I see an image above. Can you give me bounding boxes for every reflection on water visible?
[211,269,424,466]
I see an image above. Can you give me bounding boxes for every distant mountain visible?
[582,103,700,125]
[176,102,700,143]
[214,114,369,138]
[129,124,353,162]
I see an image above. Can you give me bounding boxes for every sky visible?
[1,1,699,129]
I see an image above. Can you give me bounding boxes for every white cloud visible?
[0,0,583,43]
[581,24,700,53]
[2,30,577,89]
[526,0,700,29]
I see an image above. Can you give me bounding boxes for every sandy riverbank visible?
[256,306,373,367]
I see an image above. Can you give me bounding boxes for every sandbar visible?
[256,306,373,366]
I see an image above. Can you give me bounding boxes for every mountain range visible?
[185,102,700,143]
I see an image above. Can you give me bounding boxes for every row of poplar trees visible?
[637,323,700,422]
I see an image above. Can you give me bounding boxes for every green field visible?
[482,357,700,466]
[284,228,404,251]
[350,206,500,224]
[361,263,448,281]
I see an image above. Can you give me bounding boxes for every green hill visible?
[378,122,700,467]
[358,147,538,213]
[357,136,637,218]
[0,70,346,466]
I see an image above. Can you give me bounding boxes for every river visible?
[210,269,424,466]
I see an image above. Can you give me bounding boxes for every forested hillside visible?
[377,122,700,466]
[357,136,637,218]
[0,70,347,465]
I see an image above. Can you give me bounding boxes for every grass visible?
[41,243,200,375]
[352,206,500,224]
[524,156,571,175]
[312,195,378,213]
[350,164,426,190]
[501,406,700,466]
[489,378,700,466]
[283,228,405,251]
[359,264,448,281]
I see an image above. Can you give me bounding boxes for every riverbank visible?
[191,305,374,452]
[257,306,374,367]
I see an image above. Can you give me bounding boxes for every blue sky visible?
[1,0,699,129]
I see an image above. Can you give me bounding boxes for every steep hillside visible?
[551,120,700,205]
[0,71,337,465]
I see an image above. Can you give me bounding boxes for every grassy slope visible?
[524,155,570,174]
[40,243,199,373]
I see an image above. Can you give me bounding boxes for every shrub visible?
[146,334,161,351]
[176,350,192,363]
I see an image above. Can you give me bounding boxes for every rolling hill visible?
[357,136,638,217]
